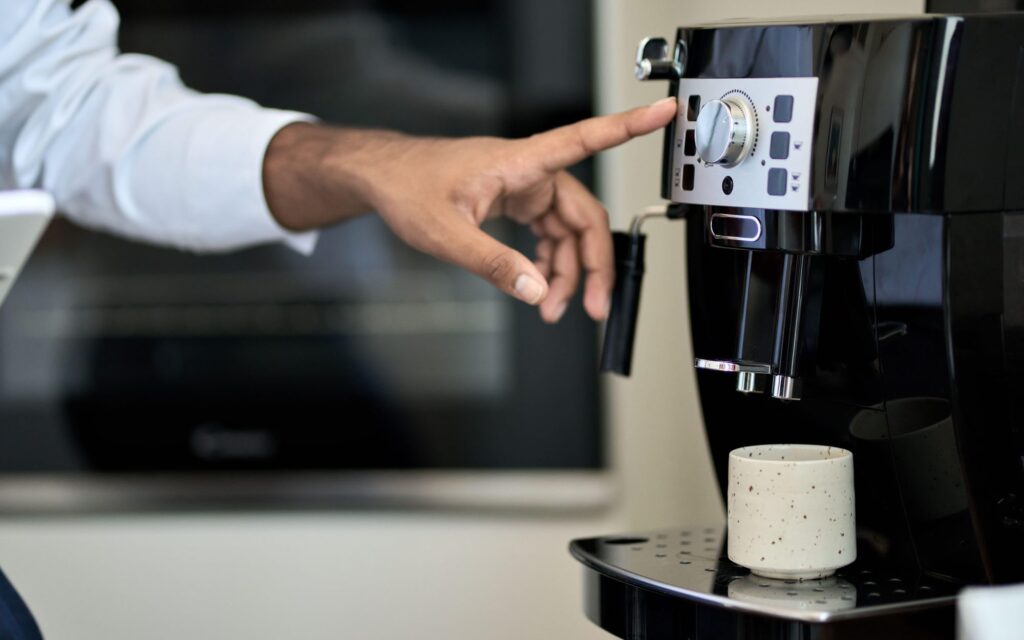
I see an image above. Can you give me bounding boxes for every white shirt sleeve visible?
[0,0,318,254]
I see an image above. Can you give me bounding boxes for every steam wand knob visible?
[634,37,684,81]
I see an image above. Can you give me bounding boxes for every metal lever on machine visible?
[600,206,671,376]
[694,359,772,395]
[634,37,684,81]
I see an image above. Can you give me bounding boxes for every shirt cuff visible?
[186,106,319,255]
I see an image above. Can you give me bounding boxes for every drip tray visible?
[570,525,959,637]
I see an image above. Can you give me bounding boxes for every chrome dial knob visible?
[695,98,753,167]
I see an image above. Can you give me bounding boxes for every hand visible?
[264,97,677,323]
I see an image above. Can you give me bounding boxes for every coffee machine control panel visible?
[670,77,818,212]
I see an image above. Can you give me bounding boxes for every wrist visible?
[321,127,413,217]
[264,122,396,231]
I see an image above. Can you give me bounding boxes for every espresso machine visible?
[573,14,1024,639]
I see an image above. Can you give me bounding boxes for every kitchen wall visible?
[0,1,923,639]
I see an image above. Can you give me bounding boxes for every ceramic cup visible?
[727,444,855,580]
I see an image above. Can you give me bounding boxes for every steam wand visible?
[599,205,681,376]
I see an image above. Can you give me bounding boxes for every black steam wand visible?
[600,205,682,376]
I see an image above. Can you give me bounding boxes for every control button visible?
[682,164,695,191]
[722,176,734,195]
[773,95,794,123]
[767,168,787,196]
[684,129,696,156]
[687,95,700,121]
[770,132,790,159]
[710,213,762,242]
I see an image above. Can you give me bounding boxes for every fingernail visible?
[513,274,545,304]
[651,97,677,108]
[552,301,568,323]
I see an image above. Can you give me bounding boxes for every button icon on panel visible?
[767,168,787,196]
[687,95,701,121]
[773,95,794,123]
[682,164,695,191]
[769,132,790,160]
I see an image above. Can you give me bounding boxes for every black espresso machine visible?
[572,14,1024,640]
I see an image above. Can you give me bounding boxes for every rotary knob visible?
[695,98,754,167]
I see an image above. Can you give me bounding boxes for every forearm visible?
[263,122,412,232]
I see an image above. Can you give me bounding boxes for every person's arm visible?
[0,0,316,253]
[263,99,676,322]
[2,0,676,322]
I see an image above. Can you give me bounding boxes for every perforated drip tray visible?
[569,525,959,623]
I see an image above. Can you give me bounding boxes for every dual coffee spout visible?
[691,248,810,401]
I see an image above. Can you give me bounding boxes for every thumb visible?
[433,220,549,305]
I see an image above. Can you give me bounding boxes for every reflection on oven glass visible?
[0,0,600,476]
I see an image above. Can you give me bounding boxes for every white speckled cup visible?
[727,444,855,580]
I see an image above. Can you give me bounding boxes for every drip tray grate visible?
[570,525,959,623]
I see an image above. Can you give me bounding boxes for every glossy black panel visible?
[871,215,983,582]
[944,212,1024,582]
[687,26,817,79]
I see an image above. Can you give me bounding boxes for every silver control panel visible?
[670,77,818,211]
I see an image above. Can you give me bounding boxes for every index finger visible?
[526,97,677,173]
